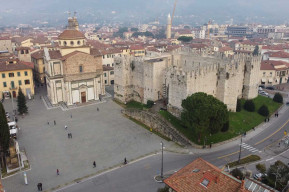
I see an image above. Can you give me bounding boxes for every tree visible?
[131,27,138,32]
[157,186,169,192]
[177,36,192,42]
[132,31,154,38]
[273,93,283,103]
[113,27,128,38]
[0,102,10,154]
[231,168,244,180]
[221,121,230,132]
[146,100,154,108]
[244,100,255,112]
[264,161,289,190]
[253,45,259,56]
[258,105,269,117]
[181,92,229,140]
[236,99,242,112]
[17,87,28,114]
[256,163,266,174]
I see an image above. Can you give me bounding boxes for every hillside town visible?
[1,4,289,192]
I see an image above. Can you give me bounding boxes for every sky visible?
[0,0,289,26]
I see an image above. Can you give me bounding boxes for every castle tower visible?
[166,14,172,39]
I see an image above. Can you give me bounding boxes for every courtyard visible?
[1,87,178,192]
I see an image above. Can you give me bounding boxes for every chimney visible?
[240,180,245,192]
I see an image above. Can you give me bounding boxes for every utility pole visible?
[161,141,164,178]
[238,134,243,163]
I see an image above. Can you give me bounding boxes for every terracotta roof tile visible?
[31,50,44,59]
[48,50,62,60]
[58,30,85,40]
[265,51,289,58]
[0,59,33,72]
[164,158,249,192]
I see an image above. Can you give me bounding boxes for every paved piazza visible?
[2,87,179,192]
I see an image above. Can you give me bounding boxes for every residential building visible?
[0,59,34,100]
[260,60,289,85]
[227,26,253,38]
[15,47,31,62]
[164,158,278,192]
[130,45,145,57]
[31,50,45,84]
[0,37,13,53]
[103,66,114,86]
[263,51,289,63]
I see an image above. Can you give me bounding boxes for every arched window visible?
[59,41,61,46]
[70,41,74,46]
[77,41,81,45]
[21,50,24,54]
[64,41,67,46]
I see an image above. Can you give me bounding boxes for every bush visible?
[231,168,244,180]
[157,186,169,192]
[244,100,255,112]
[146,100,154,108]
[236,99,242,112]
[221,121,229,132]
[256,163,266,174]
[273,93,283,103]
[258,105,269,117]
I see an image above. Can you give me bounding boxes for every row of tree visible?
[0,88,28,156]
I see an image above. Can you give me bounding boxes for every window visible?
[70,41,74,46]
[24,71,28,76]
[104,80,107,84]
[79,65,83,73]
[201,179,210,187]
[21,50,24,54]
[112,63,114,67]
[9,73,14,77]
[3,82,7,87]
[2,73,5,78]
[11,81,15,88]
[25,80,30,85]
[17,72,21,76]
[18,80,22,86]
[107,64,110,67]
[59,41,61,46]
[64,41,67,46]
[270,72,272,77]
[104,73,107,77]
[25,50,29,54]
[77,41,81,45]
[110,71,114,75]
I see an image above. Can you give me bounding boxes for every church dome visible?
[58,30,85,40]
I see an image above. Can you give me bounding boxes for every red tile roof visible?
[261,60,289,70]
[164,158,249,192]
[31,50,44,59]
[0,59,33,72]
[58,30,85,40]
[48,50,62,60]
[130,45,144,50]
[219,46,233,52]
[61,51,84,60]
[264,51,289,58]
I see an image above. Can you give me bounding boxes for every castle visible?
[114,47,261,116]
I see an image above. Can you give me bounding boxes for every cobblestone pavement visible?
[2,87,180,192]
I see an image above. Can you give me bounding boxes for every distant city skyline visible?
[1,0,289,26]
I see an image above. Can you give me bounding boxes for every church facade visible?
[44,17,105,106]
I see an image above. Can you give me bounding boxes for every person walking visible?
[47,121,50,125]
[68,133,70,139]
[65,125,68,130]
[37,183,41,191]
[124,157,127,164]
[70,133,72,138]
[93,161,96,168]
[54,120,56,125]
[57,169,59,175]
[97,107,99,111]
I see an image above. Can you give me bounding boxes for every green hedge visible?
[227,155,261,167]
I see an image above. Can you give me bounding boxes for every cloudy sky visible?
[0,0,289,26]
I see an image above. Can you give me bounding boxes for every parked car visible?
[259,91,268,96]
[259,85,265,89]
[266,86,275,90]
[254,173,267,180]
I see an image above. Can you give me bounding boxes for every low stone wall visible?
[122,109,194,147]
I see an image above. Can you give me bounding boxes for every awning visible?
[261,78,266,82]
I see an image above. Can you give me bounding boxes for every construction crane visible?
[171,0,177,25]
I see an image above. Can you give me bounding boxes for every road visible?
[57,105,289,192]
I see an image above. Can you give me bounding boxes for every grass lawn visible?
[159,96,282,145]
[227,155,261,167]
[125,100,148,109]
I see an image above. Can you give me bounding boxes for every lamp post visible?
[160,141,164,178]
[238,134,243,163]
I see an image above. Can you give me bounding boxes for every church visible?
[44,16,105,106]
